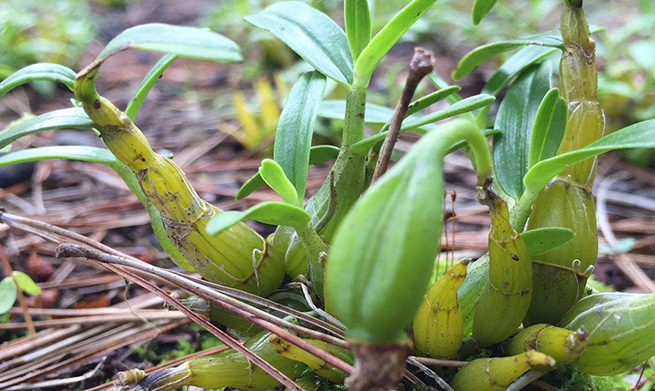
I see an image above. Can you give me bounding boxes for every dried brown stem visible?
[409,356,469,368]
[113,264,306,391]
[0,211,345,339]
[55,243,354,375]
[372,47,434,182]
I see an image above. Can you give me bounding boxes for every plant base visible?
[347,341,412,391]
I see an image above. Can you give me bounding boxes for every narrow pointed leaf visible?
[493,63,553,199]
[0,108,94,150]
[245,2,353,85]
[308,145,340,165]
[207,201,311,235]
[0,146,115,167]
[429,72,467,104]
[97,24,242,64]
[453,31,564,80]
[472,0,498,25]
[126,54,178,120]
[236,145,340,201]
[402,94,496,129]
[0,277,17,315]
[12,271,42,295]
[524,119,655,196]
[529,88,567,168]
[520,227,576,257]
[259,159,300,206]
[0,63,76,97]
[345,0,371,60]
[274,71,326,201]
[351,94,496,153]
[236,173,267,201]
[406,85,461,116]
[481,46,559,97]
[354,0,438,88]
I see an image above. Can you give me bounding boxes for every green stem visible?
[342,87,367,146]
[296,222,329,301]
[510,188,538,232]
[457,122,494,186]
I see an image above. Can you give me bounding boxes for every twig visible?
[82,345,229,391]
[1,211,354,382]
[597,175,655,292]
[372,47,434,182]
[170,270,345,338]
[0,311,188,330]
[533,379,561,391]
[505,370,547,391]
[410,356,469,368]
[55,243,354,375]
[0,244,36,334]
[0,211,345,340]
[406,356,455,391]
[0,320,187,389]
[5,357,106,391]
[113,264,306,391]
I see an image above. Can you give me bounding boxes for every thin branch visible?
[56,243,354,375]
[505,370,547,391]
[0,312,188,330]
[5,357,106,391]
[113,264,306,391]
[0,211,345,339]
[372,47,434,182]
[406,357,455,391]
[410,356,469,368]
[597,175,655,292]
[1,210,354,379]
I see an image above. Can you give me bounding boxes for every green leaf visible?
[352,94,496,153]
[0,146,116,168]
[245,2,353,85]
[471,0,498,25]
[97,24,242,64]
[12,271,42,295]
[429,71,466,104]
[481,46,559,97]
[236,145,340,201]
[126,54,178,121]
[520,227,576,257]
[402,94,496,130]
[452,31,564,80]
[318,100,395,124]
[345,0,371,60]
[0,108,94,150]
[524,119,655,196]
[493,63,553,199]
[0,277,17,315]
[236,173,267,201]
[406,86,461,116]
[0,63,76,98]
[274,71,326,201]
[308,145,340,165]
[353,0,438,88]
[529,88,567,168]
[259,159,300,206]
[207,201,311,235]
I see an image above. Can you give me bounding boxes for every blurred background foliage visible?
[1,0,653,161]
[0,0,96,95]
